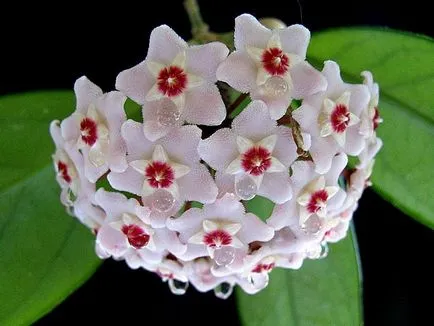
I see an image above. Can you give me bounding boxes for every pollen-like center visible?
[203,230,232,248]
[241,146,272,176]
[331,104,350,133]
[57,161,72,183]
[157,66,188,97]
[261,47,289,76]
[145,161,175,188]
[80,117,98,146]
[373,107,381,130]
[121,224,150,249]
[307,189,329,214]
[252,262,275,273]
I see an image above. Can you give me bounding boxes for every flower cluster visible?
[50,14,382,298]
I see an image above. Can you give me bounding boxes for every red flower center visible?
[80,118,98,146]
[241,146,272,176]
[145,161,175,188]
[157,66,188,97]
[261,47,289,76]
[307,189,329,214]
[57,161,72,183]
[121,224,150,249]
[331,104,350,133]
[252,262,275,273]
[373,107,381,130]
[203,230,232,248]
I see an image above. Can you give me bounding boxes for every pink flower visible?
[292,61,370,173]
[107,120,218,224]
[166,194,274,268]
[116,25,229,141]
[268,153,347,233]
[199,100,297,203]
[95,189,186,258]
[359,71,383,139]
[217,14,326,120]
[60,76,128,182]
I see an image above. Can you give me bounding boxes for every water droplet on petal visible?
[318,242,329,259]
[213,246,236,266]
[235,175,257,200]
[88,141,109,167]
[263,76,289,98]
[249,272,270,290]
[302,215,322,234]
[168,278,189,295]
[157,99,181,127]
[214,282,234,299]
[152,189,175,212]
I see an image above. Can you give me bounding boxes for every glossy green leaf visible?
[308,28,434,228]
[237,228,362,326]
[0,92,101,325]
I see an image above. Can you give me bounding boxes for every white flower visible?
[217,14,327,120]
[166,194,274,269]
[107,121,218,225]
[292,61,370,173]
[359,71,383,139]
[116,25,229,141]
[61,76,128,182]
[199,100,297,203]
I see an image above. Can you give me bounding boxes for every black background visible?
[1,0,433,325]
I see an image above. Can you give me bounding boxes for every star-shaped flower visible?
[292,61,370,173]
[50,120,96,208]
[198,100,297,204]
[359,71,383,139]
[166,194,274,267]
[107,121,218,226]
[217,14,327,120]
[116,25,229,141]
[95,189,186,258]
[268,153,347,233]
[61,76,128,182]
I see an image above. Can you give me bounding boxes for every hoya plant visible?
[0,0,432,325]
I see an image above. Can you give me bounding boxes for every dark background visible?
[1,0,432,325]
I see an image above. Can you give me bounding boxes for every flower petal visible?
[182,83,226,125]
[234,14,272,52]
[108,167,144,196]
[116,61,155,105]
[159,125,202,165]
[147,25,188,65]
[121,120,154,161]
[290,61,327,99]
[309,136,339,174]
[177,163,218,203]
[74,76,103,113]
[232,100,277,141]
[258,172,292,204]
[186,42,229,82]
[198,128,238,171]
[238,213,275,243]
[216,51,258,93]
[278,24,310,58]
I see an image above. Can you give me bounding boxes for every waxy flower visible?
[108,121,218,225]
[95,189,186,258]
[268,153,347,232]
[199,100,297,203]
[217,14,326,120]
[61,77,128,182]
[116,25,229,141]
[359,71,383,139]
[292,61,370,173]
[166,194,274,267]
[50,121,96,207]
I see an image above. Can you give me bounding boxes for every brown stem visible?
[227,93,248,116]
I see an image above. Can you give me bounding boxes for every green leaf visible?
[237,227,362,326]
[307,28,434,228]
[0,92,101,325]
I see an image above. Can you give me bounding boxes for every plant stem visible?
[184,0,209,38]
[228,93,248,116]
